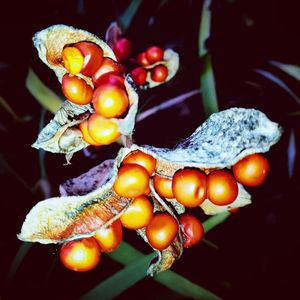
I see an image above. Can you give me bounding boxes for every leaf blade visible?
[25,68,62,114]
[119,0,143,32]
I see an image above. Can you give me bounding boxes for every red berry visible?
[146,46,164,63]
[113,38,132,62]
[151,65,168,82]
[131,67,147,85]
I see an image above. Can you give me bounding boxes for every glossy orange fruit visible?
[153,175,173,199]
[207,170,238,206]
[172,168,207,207]
[122,150,156,176]
[61,74,93,105]
[92,84,129,118]
[120,196,153,229]
[179,214,204,248]
[94,219,122,252]
[113,164,150,198]
[232,153,270,186]
[87,114,121,145]
[59,237,100,272]
[146,213,178,250]
[79,119,102,146]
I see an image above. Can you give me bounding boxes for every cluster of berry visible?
[59,150,269,272]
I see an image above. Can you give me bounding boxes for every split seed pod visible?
[18,108,282,274]
[32,25,139,161]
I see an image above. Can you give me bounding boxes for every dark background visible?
[1,0,300,299]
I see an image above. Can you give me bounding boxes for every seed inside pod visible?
[153,174,173,199]
[62,46,84,75]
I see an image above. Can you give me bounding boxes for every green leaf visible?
[269,61,300,82]
[155,271,222,300]
[26,68,62,114]
[255,69,300,106]
[203,212,231,233]
[80,253,155,300]
[107,241,221,299]
[198,0,219,116]
[119,0,143,32]
[6,242,32,283]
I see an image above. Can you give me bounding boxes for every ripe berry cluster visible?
[61,41,129,145]
[130,46,169,86]
[59,150,269,272]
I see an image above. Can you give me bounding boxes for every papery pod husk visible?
[33,24,116,84]
[141,49,179,89]
[32,76,138,160]
[18,152,129,244]
[116,107,282,214]
[32,101,91,157]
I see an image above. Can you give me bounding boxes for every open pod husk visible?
[142,49,179,89]
[18,108,282,273]
[32,25,139,160]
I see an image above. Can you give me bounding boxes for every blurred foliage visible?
[1,0,300,300]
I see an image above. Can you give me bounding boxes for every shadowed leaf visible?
[25,68,62,114]
[119,0,143,32]
[198,0,219,116]
[254,69,300,106]
[269,61,300,82]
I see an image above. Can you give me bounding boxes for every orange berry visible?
[62,46,84,74]
[113,164,150,198]
[94,219,122,253]
[120,196,153,229]
[232,153,270,186]
[153,175,173,199]
[179,214,204,248]
[59,237,100,272]
[122,150,156,176]
[92,84,129,118]
[92,58,121,87]
[61,74,93,105]
[74,41,104,76]
[79,119,102,146]
[146,46,164,63]
[146,213,178,250]
[172,168,207,207]
[131,67,147,85]
[151,64,168,82]
[87,114,121,145]
[207,170,238,206]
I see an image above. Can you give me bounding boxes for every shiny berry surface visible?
[92,84,129,118]
[172,168,207,207]
[179,214,204,248]
[113,164,150,198]
[59,237,100,272]
[131,67,147,85]
[62,46,84,74]
[232,153,270,186]
[61,74,93,105]
[146,46,164,63]
[94,219,122,252]
[74,41,104,76]
[87,114,121,145]
[153,175,174,199]
[146,213,178,250]
[151,64,168,82]
[120,196,153,229]
[113,38,132,62]
[122,150,156,176]
[207,170,238,206]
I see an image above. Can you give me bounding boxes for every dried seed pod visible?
[141,49,179,89]
[18,108,282,274]
[33,24,116,83]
